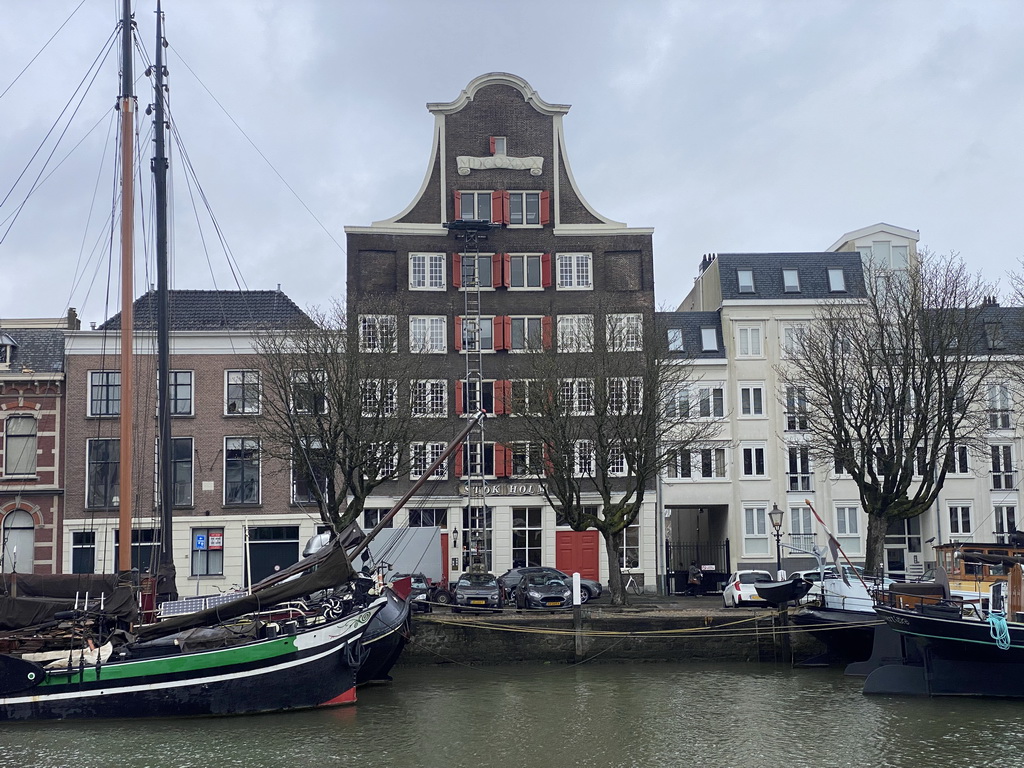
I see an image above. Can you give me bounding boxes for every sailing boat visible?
[0,1,474,720]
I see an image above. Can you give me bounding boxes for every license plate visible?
[545,600,561,606]
[750,595,762,600]
[470,599,486,605]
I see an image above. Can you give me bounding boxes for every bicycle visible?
[624,574,642,596]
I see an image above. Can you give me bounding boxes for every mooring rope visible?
[988,611,1011,650]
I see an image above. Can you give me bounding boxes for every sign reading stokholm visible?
[459,483,543,497]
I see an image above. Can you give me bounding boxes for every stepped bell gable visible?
[345,73,658,592]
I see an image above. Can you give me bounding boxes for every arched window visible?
[2,509,35,573]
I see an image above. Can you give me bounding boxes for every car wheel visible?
[433,589,453,606]
[579,587,591,604]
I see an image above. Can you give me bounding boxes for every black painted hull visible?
[356,589,411,685]
[792,606,878,663]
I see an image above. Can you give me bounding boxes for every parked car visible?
[512,572,572,609]
[722,570,773,607]
[452,572,504,613]
[498,567,602,603]
[388,572,433,613]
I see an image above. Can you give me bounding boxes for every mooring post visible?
[573,572,583,662]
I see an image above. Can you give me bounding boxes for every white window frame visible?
[557,314,594,353]
[743,504,770,556]
[606,313,643,352]
[789,505,814,552]
[4,414,37,477]
[948,503,973,538]
[509,379,543,416]
[86,437,119,508]
[507,191,542,227]
[167,370,194,416]
[945,445,970,475]
[741,443,767,478]
[781,324,807,358]
[409,315,447,353]
[787,444,812,492]
[460,442,497,479]
[700,327,718,351]
[409,252,446,290]
[411,379,448,418]
[573,440,594,477]
[88,370,121,417]
[697,385,725,419]
[459,315,496,353]
[508,316,544,352]
[828,268,847,292]
[508,253,544,289]
[737,269,755,293]
[358,314,397,353]
[511,441,543,478]
[667,328,684,352]
[835,505,862,555]
[992,444,1015,490]
[608,377,643,416]
[410,442,448,480]
[555,253,593,290]
[360,378,397,417]
[736,324,763,358]
[782,269,801,293]
[225,370,261,415]
[786,385,809,431]
[739,383,765,418]
[559,378,595,415]
[290,369,327,415]
[459,252,496,290]
[223,437,261,506]
[459,190,492,222]
[995,505,1018,545]
[988,384,1012,430]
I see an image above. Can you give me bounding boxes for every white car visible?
[722,570,774,607]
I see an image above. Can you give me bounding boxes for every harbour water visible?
[1,662,1017,768]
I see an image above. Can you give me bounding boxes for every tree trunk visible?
[864,512,889,574]
[603,531,627,606]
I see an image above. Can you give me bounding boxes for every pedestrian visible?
[687,561,703,597]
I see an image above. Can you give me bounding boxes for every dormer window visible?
[737,269,755,293]
[782,269,801,293]
[490,136,507,155]
[701,328,718,351]
[0,333,16,369]
[828,268,846,292]
[985,322,1005,350]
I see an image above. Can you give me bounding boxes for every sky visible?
[1,0,1021,328]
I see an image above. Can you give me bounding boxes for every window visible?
[291,370,327,414]
[88,371,120,416]
[411,380,447,417]
[557,314,594,352]
[459,316,495,352]
[462,505,493,571]
[736,325,763,357]
[617,525,640,569]
[409,316,447,353]
[827,268,846,292]
[860,241,909,271]
[167,371,193,416]
[71,531,95,574]
[737,269,755,293]
[948,505,972,536]
[2,510,34,574]
[459,379,495,415]
[292,439,328,505]
[741,444,767,477]
[782,269,801,292]
[559,378,595,415]
[509,379,544,416]
[790,506,814,551]
[363,509,394,529]
[786,386,809,431]
[781,324,807,358]
[945,445,969,474]
[992,445,1015,490]
[491,136,507,155]
[667,328,684,352]
[246,526,300,585]
[665,385,690,419]
[365,442,399,479]
[608,377,643,415]
[573,440,594,476]
[86,438,119,508]
[113,528,160,573]
[171,437,193,507]
[460,253,495,289]
[191,527,224,576]
[989,384,1012,430]
[360,379,397,417]
[787,445,812,492]
[700,327,718,351]
[835,506,861,554]
[226,370,260,415]
[409,508,448,527]
[511,508,543,568]
[608,443,628,477]
[511,442,543,477]
[985,322,1005,351]
[459,442,497,479]
[358,314,397,353]
[995,506,1018,545]
[698,385,724,418]
[607,313,643,352]
[509,316,544,352]
[743,505,769,556]
[409,253,446,290]
[739,384,764,417]
[556,253,592,290]
[411,442,447,480]
[4,415,36,476]
[224,437,260,505]
[459,191,492,221]
[508,253,543,288]
[666,447,727,480]
[508,192,541,226]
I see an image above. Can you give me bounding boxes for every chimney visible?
[67,307,81,330]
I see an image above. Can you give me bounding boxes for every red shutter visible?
[494,444,508,478]
[505,444,514,477]
[455,380,464,415]
[502,190,510,224]
[498,316,510,351]
[455,446,464,479]
[502,253,511,288]
[489,136,496,154]
[492,253,502,287]
[452,253,462,288]
[543,444,555,477]
[492,316,503,351]
[491,192,503,224]
[540,190,550,226]
[455,316,463,351]
[542,316,552,350]
[453,190,461,220]
[541,253,552,288]
[493,380,508,415]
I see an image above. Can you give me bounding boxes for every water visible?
[1,662,1018,768]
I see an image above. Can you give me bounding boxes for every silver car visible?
[452,572,504,613]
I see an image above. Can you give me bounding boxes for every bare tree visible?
[504,312,719,604]
[778,251,1001,571]
[252,300,427,533]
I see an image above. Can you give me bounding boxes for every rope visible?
[988,611,1011,650]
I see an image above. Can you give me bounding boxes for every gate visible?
[666,540,730,595]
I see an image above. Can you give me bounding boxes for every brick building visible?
[345,72,659,588]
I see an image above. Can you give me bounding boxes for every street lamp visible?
[768,503,784,578]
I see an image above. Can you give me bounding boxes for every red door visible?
[555,530,600,582]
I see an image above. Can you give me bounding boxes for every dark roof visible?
[0,328,65,374]
[657,311,726,360]
[714,252,866,301]
[99,290,309,331]
[964,304,1024,356]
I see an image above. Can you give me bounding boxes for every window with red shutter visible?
[455,380,464,415]
[541,253,552,288]
[491,254,503,288]
[539,190,550,226]
[454,316,463,351]
[454,448,463,479]
[501,253,511,288]
[452,190,461,221]
[452,253,462,288]
[542,317,552,350]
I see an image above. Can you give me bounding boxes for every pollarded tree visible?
[505,310,719,605]
[252,300,430,534]
[778,251,1001,571]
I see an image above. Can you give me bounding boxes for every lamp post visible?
[768,503,784,578]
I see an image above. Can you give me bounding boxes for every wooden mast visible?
[117,0,135,573]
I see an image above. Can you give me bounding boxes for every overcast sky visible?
[1,0,1019,327]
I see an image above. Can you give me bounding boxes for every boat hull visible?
[792,605,879,664]
[355,588,411,685]
[0,600,383,721]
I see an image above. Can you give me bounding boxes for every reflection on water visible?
[2,663,1019,768]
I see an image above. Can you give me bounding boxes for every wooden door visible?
[555,530,600,582]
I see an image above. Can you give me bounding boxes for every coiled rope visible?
[988,611,1011,650]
